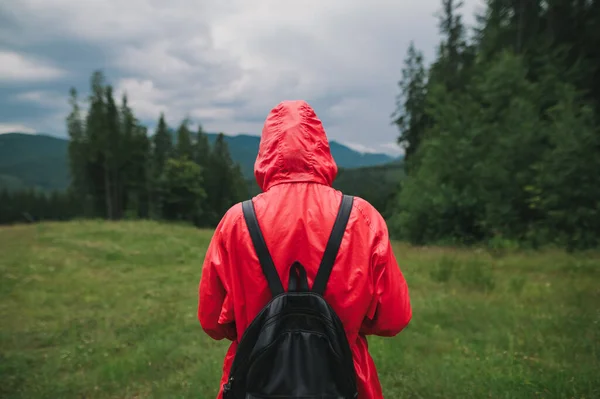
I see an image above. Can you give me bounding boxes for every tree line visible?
[3,0,599,252]
[0,189,82,225]
[1,71,247,227]
[390,0,600,250]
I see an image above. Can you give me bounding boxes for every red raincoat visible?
[198,100,412,399]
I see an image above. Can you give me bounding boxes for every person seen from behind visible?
[198,100,412,399]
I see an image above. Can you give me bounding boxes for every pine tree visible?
[133,124,152,218]
[152,113,173,178]
[533,85,600,250]
[392,41,429,172]
[429,0,474,92]
[175,118,194,160]
[193,123,210,168]
[66,87,89,207]
[204,133,246,225]
[105,85,121,219]
[119,94,151,218]
[85,70,110,218]
[389,0,600,249]
[158,157,206,224]
[151,113,173,218]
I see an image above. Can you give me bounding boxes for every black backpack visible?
[222,195,359,399]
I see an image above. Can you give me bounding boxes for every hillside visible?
[204,133,397,179]
[0,132,399,192]
[1,220,598,398]
[333,161,404,215]
[0,133,70,192]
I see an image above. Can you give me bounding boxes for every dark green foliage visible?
[175,119,194,160]
[193,124,210,168]
[152,113,173,179]
[242,160,404,216]
[203,133,248,226]
[532,86,600,250]
[66,88,86,196]
[119,95,152,219]
[390,0,600,250]
[392,42,428,171]
[0,188,83,224]
[0,132,397,194]
[0,133,70,192]
[1,70,249,228]
[1,132,398,208]
[82,71,108,217]
[158,158,206,224]
[0,130,398,227]
[104,84,122,219]
[62,72,249,228]
[332,162,404,217]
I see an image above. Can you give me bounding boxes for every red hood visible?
[254,100,338,192]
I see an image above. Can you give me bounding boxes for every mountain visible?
[205,133,263,178]
[172,130,397,179]
[333,159,404,214]
[0,132,401,192]
[0,133,70,192]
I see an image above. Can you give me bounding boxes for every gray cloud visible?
[0,0,484,155]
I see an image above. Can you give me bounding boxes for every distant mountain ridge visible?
[0,132,400,192]
[203,132,398,178]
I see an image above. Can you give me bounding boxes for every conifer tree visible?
[175,118,194,160]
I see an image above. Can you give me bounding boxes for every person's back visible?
[198,100,412,399]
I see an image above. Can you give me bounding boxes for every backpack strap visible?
[242,199,285,296]
[312,195,354,296]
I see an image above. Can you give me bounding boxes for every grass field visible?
[1,220,599,398]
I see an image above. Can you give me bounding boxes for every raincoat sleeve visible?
[198,217,237,341]
[360,212,412,337]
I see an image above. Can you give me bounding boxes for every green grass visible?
[1,220,599,398]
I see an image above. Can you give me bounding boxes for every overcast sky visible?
[0,0,483,155]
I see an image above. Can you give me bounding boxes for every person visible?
[198,99,412,399]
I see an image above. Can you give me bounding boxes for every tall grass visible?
[1,221,598,398]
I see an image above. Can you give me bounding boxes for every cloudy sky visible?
[0,0,483,155]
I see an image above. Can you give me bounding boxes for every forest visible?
[1,73,249,228]
[1,0,599,250]
[389,0,600,250]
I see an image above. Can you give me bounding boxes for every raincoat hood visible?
[254,100,338,192]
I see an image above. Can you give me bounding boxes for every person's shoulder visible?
[345,194,388,233]
[223,200,245,219]
[344,195,393,257]
[213,201,245,236]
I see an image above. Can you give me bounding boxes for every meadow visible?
[1,220,598,398]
